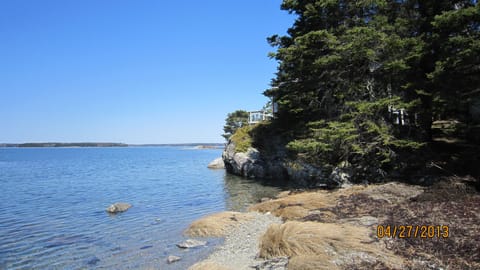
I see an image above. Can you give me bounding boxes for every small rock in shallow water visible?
[167,255,181,264]
[176,239,207,249]
[106,202,132,213]
[86,256,100,266]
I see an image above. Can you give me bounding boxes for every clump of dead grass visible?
[249,187,359,219]
[184,211,254,237]
[258,221,404,268]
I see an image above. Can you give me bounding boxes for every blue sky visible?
[0,0,294,144]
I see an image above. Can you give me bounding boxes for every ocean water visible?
[0,147,282,269]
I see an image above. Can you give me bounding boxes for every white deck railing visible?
[248,111,272,124]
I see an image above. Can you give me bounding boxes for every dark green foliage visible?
[230,125,254,153]
[261,0,479,181]
[222,110,249,141]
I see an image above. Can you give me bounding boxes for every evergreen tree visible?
[263,0,479,181]
[222,110,249,141]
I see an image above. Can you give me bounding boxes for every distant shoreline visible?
[129,143,224,148]
[0,142,224,148]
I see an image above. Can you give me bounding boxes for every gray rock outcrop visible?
[328,165,352,186]
[106,202,132,213]
[222,140,341,187]
[222,142,266,179]
[207,157,225,169]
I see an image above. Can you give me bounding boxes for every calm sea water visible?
[0,147,282,270]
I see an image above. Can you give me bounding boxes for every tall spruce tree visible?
[264,0,479,181]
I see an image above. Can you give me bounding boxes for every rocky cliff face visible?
[222,140,266,179]
[222,140,350,188]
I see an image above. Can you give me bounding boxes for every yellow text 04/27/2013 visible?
[376,225,449,239]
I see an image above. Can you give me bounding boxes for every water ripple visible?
[0,147,281,269]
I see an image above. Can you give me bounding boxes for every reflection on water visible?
[223,173,284,212]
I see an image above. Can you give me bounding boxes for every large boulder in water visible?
[106,202,132,213]
[207,157,225,169]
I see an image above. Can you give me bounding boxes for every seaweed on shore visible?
[301,176,480,269]
[302,193,392,222]
[383,178,480,270]
[342,260,395,270]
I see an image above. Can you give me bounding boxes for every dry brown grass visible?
[188,261,232,270]
[249,189,343,219]
[184,211,254,237]
[275,190,291,198]
[249,183,422,221]
[258,221,404,268]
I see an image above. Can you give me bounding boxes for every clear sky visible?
[0,0,295,144]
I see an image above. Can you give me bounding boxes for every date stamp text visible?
[377,225,449,239]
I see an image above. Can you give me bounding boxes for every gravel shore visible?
[191,211,282,270]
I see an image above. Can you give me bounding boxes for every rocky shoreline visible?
[186,176,480,269]
[222,139,350,188]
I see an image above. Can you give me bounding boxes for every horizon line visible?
[0,142,225,146]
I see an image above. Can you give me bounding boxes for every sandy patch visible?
[188,261,232,270]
